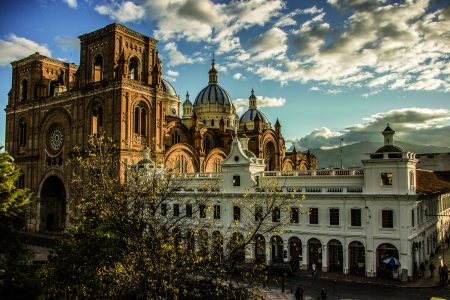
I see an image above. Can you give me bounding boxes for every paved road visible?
[267,275,450,300]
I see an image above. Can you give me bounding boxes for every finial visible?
[251,88,254,96]
[212,52,215,65]
[186,91,190,100]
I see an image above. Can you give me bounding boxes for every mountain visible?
[289,141,450,169]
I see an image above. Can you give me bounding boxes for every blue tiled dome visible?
[162,79,177,96]
[193,84,231,107]
[239,109,269,124]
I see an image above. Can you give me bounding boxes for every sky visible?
[0,0,449,150]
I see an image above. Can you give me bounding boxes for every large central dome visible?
[193,59,231,107]
[194,84,231,106]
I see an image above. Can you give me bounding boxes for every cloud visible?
[0,34,51,66]
[243,1,449,93]
[63,0,77,8]
[233,72,242,80]
[250,27,287,61]
[144,0,283,54]
[163,42,204,66]
[294,107,450,150]
[54,35,79,51]
[233,95,286,114]
[165,69,179,82]
[95,1,145,23]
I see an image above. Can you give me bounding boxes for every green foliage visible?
[0,151,35,297]
[0,152,30,218]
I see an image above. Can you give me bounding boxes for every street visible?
[266,274,450,300]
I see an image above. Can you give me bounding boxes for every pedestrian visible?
[440,265,444,283]
[420,262,425,278]
[413,262,418,280]
[295,285,304,300]
[444,264,448,283]
[429,262,435,277]
[321,288,327,300]
[312,262,317,279]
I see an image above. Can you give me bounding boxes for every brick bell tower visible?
[5,23,165,233]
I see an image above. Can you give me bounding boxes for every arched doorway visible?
[349,241,365,275]
[198,229,208,257]
[327,239,343,272]
[211,231,223,265]
[289,237,302,270]
[254,234,266,264]
[271,235,283,264]
[230,232,245,264]
[264,141,276,171]
[185,230,195,253]
[308,238,322,269]
[40,176,66,232]
[376,243,399,278]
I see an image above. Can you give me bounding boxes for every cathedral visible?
[4,23,316,233]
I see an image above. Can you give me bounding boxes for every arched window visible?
[19,119,27,146]
[94,55,103,82]
[211,119,215,127]
[134,107,139,134]
[91,106,103,135]
[172,130,181,144]
[49,80,58,96]
[134,104,148,139]
[204,135,211,152]
[176,155,188,174]
[140,108,146,136]
[213,158,222,173]
[21,79,28,101]
[129,57,139,80]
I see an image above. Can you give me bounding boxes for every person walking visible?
[312,262,317,279]
[443,265,448,284]
[420,262,425,278]
[295,285,304,300]
[321,288,327,300]
[429,262,435,277]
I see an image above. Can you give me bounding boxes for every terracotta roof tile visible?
[416,170,450,194]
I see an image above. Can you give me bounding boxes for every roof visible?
[162,79,177,96]
[193,83,231,106]
[375,144,404,153]
[239,108,269,124]
[416,170,450,194]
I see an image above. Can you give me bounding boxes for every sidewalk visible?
[294,245,450,288]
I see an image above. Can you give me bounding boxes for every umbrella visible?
[383,257,400,266]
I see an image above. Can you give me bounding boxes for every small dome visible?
[375,144,404,153]
[162,79,177,96]
[194,84,232,106]
[239,109,269,124]
[183,91,192,106]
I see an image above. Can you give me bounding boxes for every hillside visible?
[288,141,450,169]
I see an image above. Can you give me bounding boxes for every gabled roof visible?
[416,170,450,194]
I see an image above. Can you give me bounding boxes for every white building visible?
[134,125,450,281]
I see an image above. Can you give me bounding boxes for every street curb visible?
[298,273,449,289]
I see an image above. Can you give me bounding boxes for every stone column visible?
[322,245,328,272]
[302,243,308,270]
[343,247,349,274]
[245,243,253,263]
[266,241,271,265]
[366,250,375,277]
[283,238,289,263]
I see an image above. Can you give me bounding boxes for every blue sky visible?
[1,0,449,150]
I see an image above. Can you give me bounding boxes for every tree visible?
[0,151,34,296]
[40,135,305,299]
